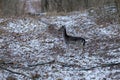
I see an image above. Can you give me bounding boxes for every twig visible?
[100,62,120,67]
[59,62,120,71]
[86,62,120,70]
[0,65,31,78]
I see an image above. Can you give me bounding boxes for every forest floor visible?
[0,12,120,80]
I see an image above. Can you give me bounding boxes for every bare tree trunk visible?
[0,0,25,17]
[114,0,120,23]
[2,0,18,16]
[41,0,87,13]
[41,0,48,12]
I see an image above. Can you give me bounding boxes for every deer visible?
[59,25,86,56]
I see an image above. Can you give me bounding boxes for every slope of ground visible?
[0,12,120,80]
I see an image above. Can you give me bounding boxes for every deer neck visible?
[63,27,68,38]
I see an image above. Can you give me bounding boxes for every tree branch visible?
[57,61,120,71]
[0,65,31,78]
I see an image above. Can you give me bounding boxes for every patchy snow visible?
[40,12,91,28]
[0,11,120,80]
[98,25,119,36]
[1,18,48,33]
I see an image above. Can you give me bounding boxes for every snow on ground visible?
[0,12,120,80]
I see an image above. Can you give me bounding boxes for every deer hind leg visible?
[63,43,69,57]
[77,42,85,55]
[81,43,85,55]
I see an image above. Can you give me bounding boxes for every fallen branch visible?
[0,65,31,78]
[59,62,120,71]
[84,62,120,70]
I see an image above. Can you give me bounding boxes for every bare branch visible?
[0,65,31,79]
[58,62,120,71]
